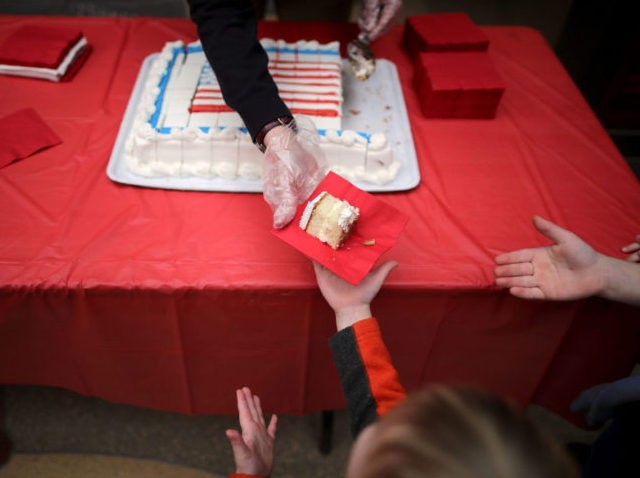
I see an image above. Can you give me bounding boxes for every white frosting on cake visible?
[299,191,327,230]
[124,39,400,185]
[338,203,359,231]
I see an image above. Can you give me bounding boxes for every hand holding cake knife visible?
[348,0,403,80]
[347,33,376,81]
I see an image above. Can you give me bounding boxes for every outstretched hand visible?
[494,215,605,300]
[313,260,398,330]
[226,387,277,476]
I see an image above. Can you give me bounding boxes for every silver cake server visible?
[347,33,376,81]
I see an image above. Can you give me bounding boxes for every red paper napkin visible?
[0,25,83,69]
[272,172,409,284]
[0,108,62,169]
[404,12,489,56]
[60,44,93,82]
[415,52,505,119]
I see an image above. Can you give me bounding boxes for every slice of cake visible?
[300,192,360,249]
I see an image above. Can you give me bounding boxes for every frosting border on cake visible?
[124,40,400,185]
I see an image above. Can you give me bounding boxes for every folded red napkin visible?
[0,25,83,69]
[0,108,62,169]
[414,51,506,119]
[404,12,489,58]
[59,43,92,82]
[272,172,409,285]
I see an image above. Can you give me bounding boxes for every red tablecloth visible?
[0,16,639,427]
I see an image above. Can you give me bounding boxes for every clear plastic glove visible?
[263,117,327,229]
[570,376,640,427]
[358,0,403,41]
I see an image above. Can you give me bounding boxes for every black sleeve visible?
[329,326,380,437]
[187,0,291,140]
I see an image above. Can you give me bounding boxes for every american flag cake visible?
[124,39,399,185]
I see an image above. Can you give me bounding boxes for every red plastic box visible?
[414,51,506,119]
[404,12,489,58]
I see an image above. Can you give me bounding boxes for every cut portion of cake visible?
[300,192,360,249]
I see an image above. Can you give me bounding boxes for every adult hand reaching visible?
[225,387,277,476]
[313,260,398,330]
[263,121,327,229]
[494,215,604,300]
[358,0,403,41]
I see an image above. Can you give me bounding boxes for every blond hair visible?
[357,386,578,478]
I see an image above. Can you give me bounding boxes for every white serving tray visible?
[107,54,420,193]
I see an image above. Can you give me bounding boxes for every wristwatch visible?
[254,116,296,153]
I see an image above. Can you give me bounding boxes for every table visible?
[1,16,639,428]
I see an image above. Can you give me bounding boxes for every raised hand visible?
[225,387,277,476]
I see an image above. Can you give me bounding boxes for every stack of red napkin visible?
[414,51,505,119]
[404,12,489,57]
[0,24,91,81]
[404,13,505,119]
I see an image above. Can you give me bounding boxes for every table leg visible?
[319,410,334,455]
[0,386,11,466]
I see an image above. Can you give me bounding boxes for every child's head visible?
[346,386,578,478]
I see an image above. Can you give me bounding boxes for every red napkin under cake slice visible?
[273,172,409,285]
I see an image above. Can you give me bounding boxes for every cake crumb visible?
[349,109,361,115]
[363,239,376,246]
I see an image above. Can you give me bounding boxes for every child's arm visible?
[313,261,406,437]
[329,317,406,436]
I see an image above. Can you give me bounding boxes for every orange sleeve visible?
[329,317,406,436]
[352,318,406,416]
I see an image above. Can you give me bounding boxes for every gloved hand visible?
[262,118,327,229]
[358,0,403,42]
[570,376,640,427]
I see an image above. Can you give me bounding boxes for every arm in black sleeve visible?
[330,325,380,437]
[187,0,291,140]
[329,318,406,438]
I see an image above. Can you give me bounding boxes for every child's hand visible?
[225,387,277,476]
[313,260,398,330]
